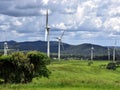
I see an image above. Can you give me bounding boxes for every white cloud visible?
[13,20,22,26]
[39,9,51,15]
[0,0,119,45]
[0,24,9,31]
[81,33,96,39]
[67,32,76,37]
[52,22,67,29]
[108,33,118,38]
[42,0,49,5]
[108,6,120,16]
[94,17,102,28]
[70,4,84,27]
[104,17,120,32]
[111,0,120,3]
[82,0,96,9]
[64,8,75,14]
[0,15,5,21]
[11,30,25,37]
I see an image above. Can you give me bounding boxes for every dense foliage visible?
[0,51,51,83]
[106,62,116,70]
[106,61,120,70]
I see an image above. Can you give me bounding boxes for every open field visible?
[1,60,120,90]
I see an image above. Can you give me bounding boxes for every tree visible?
[27,51,51,78]
[106,62,116,70]
[0,51,51,83]
[0,55,13,83]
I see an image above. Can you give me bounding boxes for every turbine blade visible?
[45,29,47,41]
[45,9,48,41]
[60,30,65,39]
[46,9,48,27]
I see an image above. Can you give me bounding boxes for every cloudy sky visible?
[0,0,120,46]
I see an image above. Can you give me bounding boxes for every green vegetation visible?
[1,60,120,90]
[0,51,51,83]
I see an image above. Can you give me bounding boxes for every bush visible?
[106,62,116,70]
[0,51,51,83]
[10,52,30,83]
[88,61,93,66]
[27,51,51,78]
[0,55,13,83]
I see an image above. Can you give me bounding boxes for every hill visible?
[62,43,108,56]
[0,40,71,53]
[0,41,120,58]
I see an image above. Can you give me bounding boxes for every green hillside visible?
[62,43,108,56]
[1,41,120,60]
[1,60,120,90]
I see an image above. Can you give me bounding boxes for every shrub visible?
[27,51,51,78]
[0,51,51,83]
[88,61,93,66]
[106,62,116,70]
[0,55,13,83]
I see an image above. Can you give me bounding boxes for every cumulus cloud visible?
[0,0,119,45]
[52,22,67,29]
[104,17,120,32]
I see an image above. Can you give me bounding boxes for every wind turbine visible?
[108,47,110,60]
[0,24,9,56]
[91,45,94,62]
[4,42,8,56]
[45,9,50,57]
[113,40,117,62]
[4,26,8,56]
[56,30,65,61]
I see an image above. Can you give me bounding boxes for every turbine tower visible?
[4,41,8,56]
[0,23,9,56]
[45,9,50,57]
[91,45,94,61]
[113,40,117,62]
[108,47,110,60]
[56,30,65,61]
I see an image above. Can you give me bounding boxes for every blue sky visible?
[0,0,120,46]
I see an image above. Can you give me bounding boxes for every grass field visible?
[1,60,120,90]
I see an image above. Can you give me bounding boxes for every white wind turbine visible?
[108,47,110,60]
[56,30,65,61]
[113,40,117,62]
[4,41,8,56]
[4,26,8,56]
[0,24,9,56]
[91,45,94,61]
[45,9,50,57]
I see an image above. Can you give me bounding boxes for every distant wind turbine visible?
[108,47,110,60]
[4,42,8,56]
[56,30,65,61]
[91,45,94,61]
[0,24,9,56]
[113,40,117,62]
[45,9,50,57]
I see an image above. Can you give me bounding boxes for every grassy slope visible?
[1,60,120,90]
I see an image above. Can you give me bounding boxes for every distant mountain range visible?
[0,40,120,57]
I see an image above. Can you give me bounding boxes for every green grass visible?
[1,60,120,90]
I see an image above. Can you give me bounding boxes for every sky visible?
[0,0,120,46]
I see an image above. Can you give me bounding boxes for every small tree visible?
[0,51,51,83]
[0,55,13,83]
[106,62,116,70]
[10,52,30,83]
[27,51,51,78]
